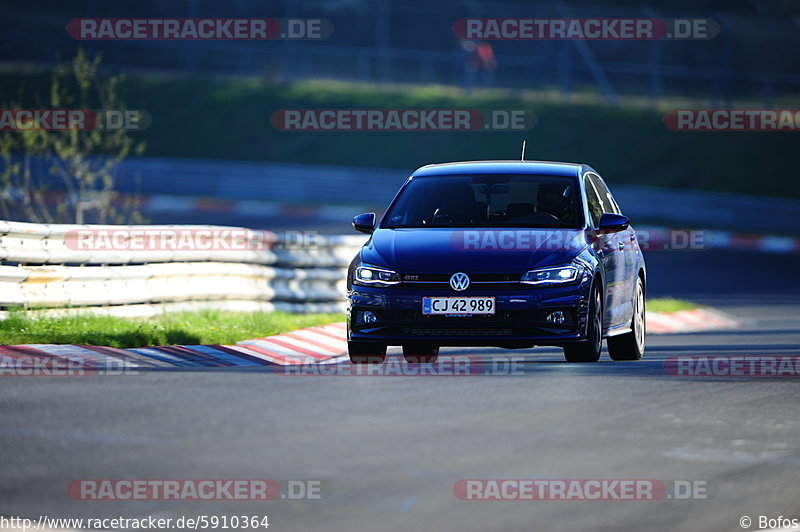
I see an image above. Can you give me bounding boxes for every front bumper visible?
[347,279,592,348]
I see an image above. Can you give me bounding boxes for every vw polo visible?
[347,160,646,364]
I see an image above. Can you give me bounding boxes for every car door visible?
[591,172,635,328]
[583,173,621,330]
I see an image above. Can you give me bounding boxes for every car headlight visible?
[521,264,581,286]
[354,264,400,286]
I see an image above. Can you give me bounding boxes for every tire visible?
[564,285,603,363]
[348,341,387,364]
[607,277,646,361]
[402,344,439,364]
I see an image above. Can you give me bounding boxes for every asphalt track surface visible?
[1,249,798,532]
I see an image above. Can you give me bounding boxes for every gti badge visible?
[449,272,470,291]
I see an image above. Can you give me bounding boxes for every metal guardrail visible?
[0,220,365,317]
[2,217,798,320]
[113,157,800,234]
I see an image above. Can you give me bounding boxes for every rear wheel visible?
[402,344,439,364]
[607,277,645,361]
[564,285,603,363]
[348,341,387,364]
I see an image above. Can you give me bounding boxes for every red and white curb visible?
[639,226,800,255]
[233,323,347,364]
[142,194,377,222]
[0,323,348,371]
[646,308,740,334]
[0,310,740,372]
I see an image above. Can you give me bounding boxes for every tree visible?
[0,49,146,224]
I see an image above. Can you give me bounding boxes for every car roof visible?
[411,160,585,178]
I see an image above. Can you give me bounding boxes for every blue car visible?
[347,160,646,364]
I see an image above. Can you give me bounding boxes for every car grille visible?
[352,308,579,337]
[398,273,522,290]
[359,309,576,329]
[403,327,515,336]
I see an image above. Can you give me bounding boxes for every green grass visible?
[1,71,799,199]
[0,310,343,348]
[646,298,699,313]
[1,300,698,347]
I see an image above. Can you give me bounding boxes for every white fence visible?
[0,220,365,318]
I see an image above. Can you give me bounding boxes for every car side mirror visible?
[598,213,629,232]
[353,212,377,234]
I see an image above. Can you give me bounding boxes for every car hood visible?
[361,228,589,273]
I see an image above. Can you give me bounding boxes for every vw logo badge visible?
[449,272,470,291]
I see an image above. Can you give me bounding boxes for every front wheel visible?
[348,341,387,364]
[607,277,645,361]
[564,285,603,363]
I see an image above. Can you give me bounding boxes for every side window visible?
[590,173,620,215]
[583,176,603,227]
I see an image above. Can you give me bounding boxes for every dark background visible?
[1,0,799,225]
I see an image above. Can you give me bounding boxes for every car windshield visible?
[382,174,581,229]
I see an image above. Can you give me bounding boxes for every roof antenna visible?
[520,140,526,161]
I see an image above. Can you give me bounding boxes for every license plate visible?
[422,297,495,316]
